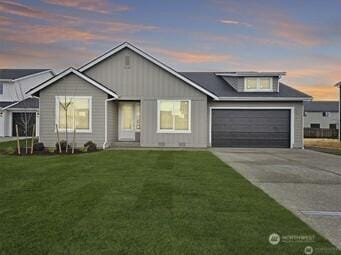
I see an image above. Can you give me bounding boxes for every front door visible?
[118,102,140,141]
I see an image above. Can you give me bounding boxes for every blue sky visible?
[1,0,341,99]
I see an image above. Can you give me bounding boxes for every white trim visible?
[0,70,54,82]
[216,97,311,101]
[78,42,218,100]
[27,68,118,98]
[216,72,286,77]
[157,99,192,134]
[103,97,116,149]
[55,96,92,133]
[209,106,295,148]
[244,77,273,92]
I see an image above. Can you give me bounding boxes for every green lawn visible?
[0,150,337,254]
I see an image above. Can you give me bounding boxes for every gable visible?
[27,68,118,98]
[81,43,217,99]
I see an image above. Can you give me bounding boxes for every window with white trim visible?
[0,83,3,94]
[245,77,273,91]
[56,96,91,132]
[158,100,190,133]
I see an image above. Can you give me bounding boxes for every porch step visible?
[112,141,140,148]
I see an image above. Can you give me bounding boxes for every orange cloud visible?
[299,86,338,100]
[42,0,130,13]
[150,48,229,63]
[0,23,109,44]
[271,21,326,46]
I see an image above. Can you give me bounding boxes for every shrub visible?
[55,140,71,152]
[33,142,45,152]
[84,141,97,152]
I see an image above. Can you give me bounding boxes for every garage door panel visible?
[213,124,289,132]
[211,109,290,148]
[213,131,290,139]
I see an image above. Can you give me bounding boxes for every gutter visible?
[103,97,117,149]
[215,97,312,101]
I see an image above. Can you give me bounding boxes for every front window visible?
[56,96,91,132]
[158,100,190,133]
[245,77,273,91]
[0,83,3,95]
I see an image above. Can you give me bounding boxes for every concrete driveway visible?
[211,148,341,249]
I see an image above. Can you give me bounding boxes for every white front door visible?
[118,102,140,141]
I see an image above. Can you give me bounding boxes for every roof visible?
[216,72,286,77]
[3,98,39,110]
[180,72,311,100]
[27,68,118,98]
[0,101,15,109]
[78,42,219,99]
[304,101,339,112]
[0,69,51,81]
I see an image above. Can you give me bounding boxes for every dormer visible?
[216,72,286,93]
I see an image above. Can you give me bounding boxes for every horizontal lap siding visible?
[209,101,304,148]
[39,74,107,148]
[85,48,208,147]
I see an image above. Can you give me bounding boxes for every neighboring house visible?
[335,82,341,140]
[0,69,54,137]
[303,101,339,129]
[27,42,311,149]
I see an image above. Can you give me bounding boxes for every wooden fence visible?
[304,128,338,138]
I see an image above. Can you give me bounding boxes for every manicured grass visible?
[0,150,337,254]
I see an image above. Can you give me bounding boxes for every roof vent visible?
[124,55,130,68]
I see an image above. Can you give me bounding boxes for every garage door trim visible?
[209,107,295,148]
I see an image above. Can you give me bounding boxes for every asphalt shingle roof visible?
[0,101,15,109]
[180,72,311,98]
[304,101,339,112]
[0,69,50,80]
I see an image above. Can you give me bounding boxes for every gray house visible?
[304,101,339,129]
[27,42,311,149]
[0,69,54,137]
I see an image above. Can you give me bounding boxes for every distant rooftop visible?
[304,101,339,112]
[215,72,286,77]
[0,69,51,81]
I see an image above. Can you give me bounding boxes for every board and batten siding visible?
[208,101,304,148]
[39,74,108,147]
[84,48,208,147]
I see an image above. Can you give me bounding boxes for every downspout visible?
[103,97,116,149]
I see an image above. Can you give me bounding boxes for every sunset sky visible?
[1,0,341,100]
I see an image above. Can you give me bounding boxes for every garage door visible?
[211,109,290,148]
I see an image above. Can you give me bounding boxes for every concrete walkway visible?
[0,137,17,143]
[211,148,341,249]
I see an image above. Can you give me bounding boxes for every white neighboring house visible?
[304,101,339,129]
[0,69,54,137]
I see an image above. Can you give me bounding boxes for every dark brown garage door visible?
[211,109,290,148]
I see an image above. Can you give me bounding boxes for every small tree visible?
[59,96,73,152]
